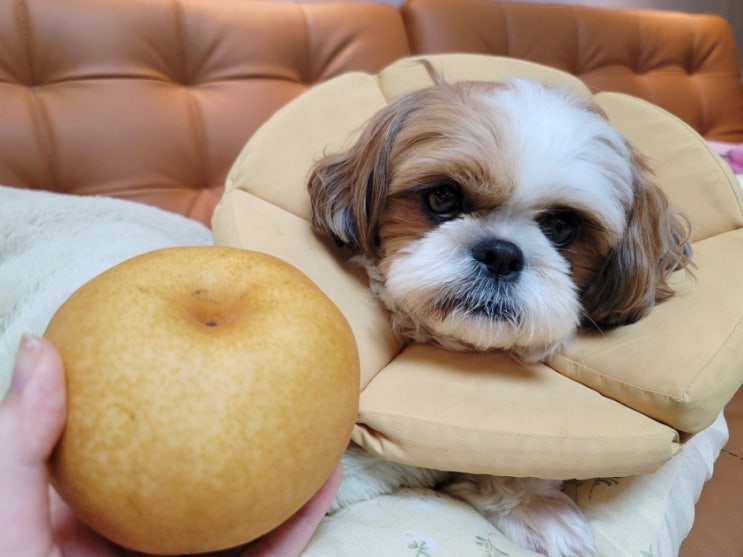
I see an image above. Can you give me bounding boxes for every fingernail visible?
[10,334,43,393]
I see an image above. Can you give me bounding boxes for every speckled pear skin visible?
[45,246,359,555]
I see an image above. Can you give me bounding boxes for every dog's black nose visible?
[472,238,524,281]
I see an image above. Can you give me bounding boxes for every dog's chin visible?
[419,308,574,364]
[368,269,580,363]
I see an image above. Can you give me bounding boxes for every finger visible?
[0,334,67,557]
[243,463,342,557]
[3,335,67,461]
[50,486,126,557]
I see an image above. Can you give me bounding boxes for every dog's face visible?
[308,76,691,361]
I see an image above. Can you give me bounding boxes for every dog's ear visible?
[307,95,420,258]
[581,150,692,328]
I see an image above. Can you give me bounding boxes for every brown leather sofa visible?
[1,0,740,554]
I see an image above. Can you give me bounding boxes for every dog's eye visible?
[424,184,463,220]
[537,210,582,248]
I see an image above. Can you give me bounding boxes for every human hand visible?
[0,334,341,557]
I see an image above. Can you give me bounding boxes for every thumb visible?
[0,334,67,557]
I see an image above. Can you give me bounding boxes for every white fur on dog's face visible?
[380,211,581,358]
[309,76,691,361]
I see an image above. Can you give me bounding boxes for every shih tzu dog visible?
[307,65,691,557]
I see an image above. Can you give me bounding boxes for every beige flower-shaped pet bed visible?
[212,55,742,555]
[213,53,742,476]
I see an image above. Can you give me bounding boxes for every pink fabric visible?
[708,141,743,174]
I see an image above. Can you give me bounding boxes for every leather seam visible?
[16,0,35,85]
[634,14,655,103]
[174,0,187,83]
[174,0,209,193]
[721,447,742,461]
[16,0,58,190]
[688,16,710,136]
[500,3,512,58]
[298,4,312,84]
[568,6,581,76]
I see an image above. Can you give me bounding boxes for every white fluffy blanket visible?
[0,186,212,395]
[0,186,729,557]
